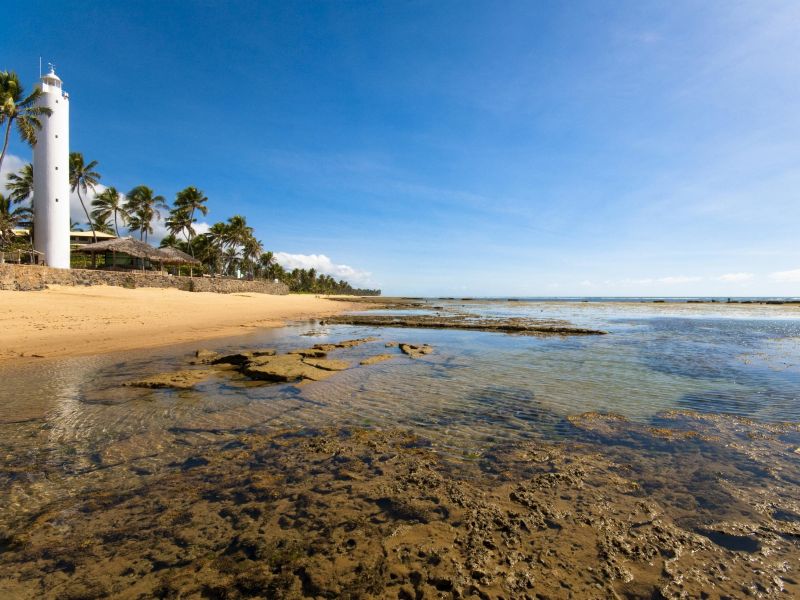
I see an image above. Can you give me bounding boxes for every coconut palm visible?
[193,230,222,274]
[223,215,253,249]
[0,71,52,173]
[0,193,32,248]
[69,152,101,243]
[88,214,114,235]
[173,186,208,256]
[91,187,127,237]
[241,236,263,277]
[197,222,228,274]
[159,233,182,249]
[258,251,275,279]
[6,163,33,205]
[223,246,241,276]
[165,205,194,245]
[126,185,166,243]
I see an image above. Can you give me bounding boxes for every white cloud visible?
[769,268,800,283]
[718,272,754,282]
[656,276,702,284]
[0,153,26,191]
[618,276,701,286]
[274,252,372,285]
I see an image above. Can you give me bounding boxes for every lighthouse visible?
[32,66,70,269]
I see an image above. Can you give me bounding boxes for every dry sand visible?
[0,285,359,361]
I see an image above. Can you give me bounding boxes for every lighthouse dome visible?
[42,68,62,87]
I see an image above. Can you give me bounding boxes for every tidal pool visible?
[1,300,798,598]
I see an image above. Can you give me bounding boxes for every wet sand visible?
[0,286,361,362]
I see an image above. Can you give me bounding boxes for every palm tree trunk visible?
[188,207,196,258]
[113,213,119,237]
[76,189,97,244]
[0,119,13,174]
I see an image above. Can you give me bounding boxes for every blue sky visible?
[2,1,799,296]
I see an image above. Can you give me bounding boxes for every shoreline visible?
[0,285,364,362]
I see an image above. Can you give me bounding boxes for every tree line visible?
[0,69,379,295]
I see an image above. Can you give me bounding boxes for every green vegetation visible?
[0,71,51,173]
[0,192,31,248]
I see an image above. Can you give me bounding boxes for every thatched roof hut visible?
[157,246,201,266]
[75,237,200,270]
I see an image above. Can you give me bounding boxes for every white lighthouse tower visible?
[33,66,70,269]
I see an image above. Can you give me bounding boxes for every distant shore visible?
[0,285,362,361]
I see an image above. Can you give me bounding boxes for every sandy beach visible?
[0,285,359,361]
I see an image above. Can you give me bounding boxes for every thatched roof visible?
[157,246,201,266]
[75,237,199,265]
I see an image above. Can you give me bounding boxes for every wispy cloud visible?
[274,252,371,285]
[718,272,754,282]
[769,268,800,283]
[619,275,702,285]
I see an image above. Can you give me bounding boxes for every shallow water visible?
[1,299,799,597]
[2,300,799,457]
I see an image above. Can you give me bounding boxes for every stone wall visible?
[0,263,289,294]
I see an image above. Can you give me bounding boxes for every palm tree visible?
[223,215,253,249]
[0,193,32,248]
[6,163,33,205]
[223,246,240,276]
[159,233,180,249]
[88,214,114,235]
[69,152,101,243]
[165,205,193,245]
[0,71,52,173]
[173,186,208,256]
[193,230,221,274]
[126,185,166,243]
[241,236,263,277]
[91,187,127,237]
[259,251,275,279]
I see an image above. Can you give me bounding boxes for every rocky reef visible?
[124,337,434,390]
[1,419,798,599]
[320,314,606,336]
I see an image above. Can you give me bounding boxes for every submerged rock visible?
[211,349,276,365]
[191,349,220,364]
[241,354,335,382]
[312,337,379,351]
[359,354,396,366]
[287,348,328,358]
[124,369,215,390]
[400,343,434,358]
[302,358,349,371]
[321,314,607,336]
[7,427,798,600]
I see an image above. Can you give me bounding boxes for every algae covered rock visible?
[241,354,335,382]
[287,348,328,358]
[360,354,396,366]
[302,358,349,371]
[211,349,276,365]
[124,369,215,390]
[191,349,220,364]
[400,343,433,358]
[312,337,378,351]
